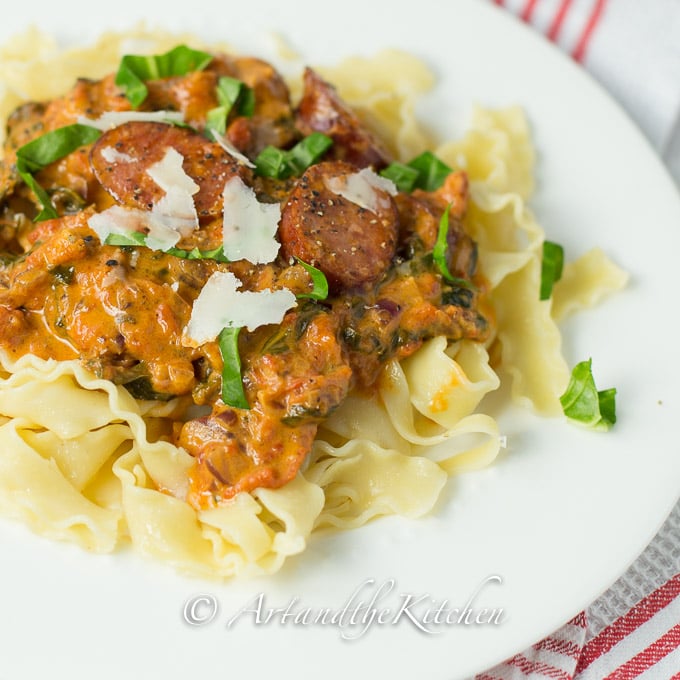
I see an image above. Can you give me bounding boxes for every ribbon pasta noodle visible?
[0,28,627,577]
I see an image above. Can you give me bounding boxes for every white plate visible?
[1,2,679,679]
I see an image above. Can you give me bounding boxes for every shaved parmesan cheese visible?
[87,204,149,243]
[87,204,183,251]
[100,146,134,164]
[222,176,281,264]
[88,147,199,251]
[210,129,256,168]
[147,147,199,196]
[325,167,397,213]
[184,271,296,346]
[144,215,186,251]
[146,148,199,240]
[77,110,185,130]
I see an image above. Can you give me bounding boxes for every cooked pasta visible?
[0,28,626,577]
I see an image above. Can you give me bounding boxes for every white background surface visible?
[0,2,679,679]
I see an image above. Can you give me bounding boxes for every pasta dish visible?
[0,29,627,577]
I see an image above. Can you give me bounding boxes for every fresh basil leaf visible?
[104,232,149,247]
[255,146,289,178]
[16,124,102,221]
[218,326,250,409]
[597,388,617,428]
[115,45,213,108]
[213,79,254,118]
[295,257,329,300]
[205,107,229,136]
[16,169,58,221]
[255,133,333,179]
[540,240,564,300]
[432,203,475,290]
[285,132,333,176]
[380,162,420,193]
[216,76,244,110]
[205,77,254,136]
[237,87,256,118]
[433,204,453,280]
[165,244,230,263]
[407,151,452,191]
[380,151,452,193]
[16,124,101,171]
[560,359,617,431]
[105,232,231,262]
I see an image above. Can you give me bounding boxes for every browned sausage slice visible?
[90,121,251,221]
[296,68,392,169]
[279,160,398,292]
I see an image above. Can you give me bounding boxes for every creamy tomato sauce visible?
[0,49,490,507]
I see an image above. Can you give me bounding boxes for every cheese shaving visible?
[87,204,149,243]
[147,147,199,196]
[146,147,199,240]
[87,147,199,250]
[183,271,297,346]
[222,176,281,264]
[100,146,134,164]
[324,167,397,213]
[210,129,256,168]
[77,110,185,130]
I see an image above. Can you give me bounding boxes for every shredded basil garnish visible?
[16,124,102,221]
[218,326,250,409]
[597,388,617,428]
[205,77,254,137]
[540,241,564,300]
[380,152,452,193]
[166,245,230,263]
[115,45,213,108]
[104,232,149,247]
[237,87,256,118]
[560,359,617,431]
[255,133,333,179]
[16,171,58,222]
[285,133,333,176]
[432,203,475,290]
[380,161,420,193]
[104,233,230,262]
[16,124,101,172]
[407,151,452,192]
[255,146,288,178]
[295,257,329,301]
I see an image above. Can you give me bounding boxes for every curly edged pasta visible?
[0,28,626,577]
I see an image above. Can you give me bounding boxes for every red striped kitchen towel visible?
[476,613,587,680]
[491,0,606,62]
[490,0,680,180]
[575,576,680,679]
[475,2,680,677]
[476,574,680,680]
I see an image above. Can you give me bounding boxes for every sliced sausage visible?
[296,68,392,169]
[279,160,398,292]
[90,121,251,221]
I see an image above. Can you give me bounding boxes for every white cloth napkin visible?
[493,0,680,184]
